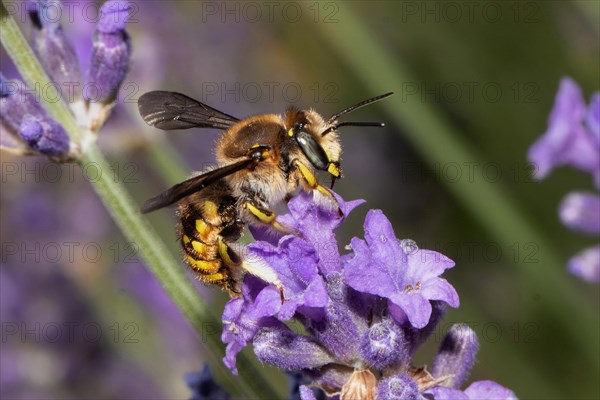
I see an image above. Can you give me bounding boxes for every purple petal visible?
[559,192,600,235]
[363,210,407,274]
[344,237,399,296]
[528,77,600,181]
[568,245,600,283]
[221,276,281,375]
[246,236,328,320]
[420,278,460,308]
[389,292,432,329]
[432,324,479,389]
[463,380,517,400]
[345,212,458,329]
[277,191,364,276]
[406,250,455,282]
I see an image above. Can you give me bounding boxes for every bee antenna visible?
[321,121,386,137]
[327,92,393,124]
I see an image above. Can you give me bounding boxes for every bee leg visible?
[291,159,338,202]
[242,198,290,233]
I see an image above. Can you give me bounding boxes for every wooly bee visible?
[138,91,392,296]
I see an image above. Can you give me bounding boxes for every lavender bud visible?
[19,115,70,156]
[432,324,479,389]
[85,0,132,104]
[0,78,46,131]
[29,0,82,98]
[376,374,419,400]
[253,326,333,370]
[360,320,409,369]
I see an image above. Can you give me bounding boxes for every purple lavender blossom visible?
[0,75,70,156]
[1,0,133,157]
[220,191,516,399]
[19,115,70,155]
[528,77,600,187]
[28,0,82,99]
[344,210,459,329]
[85,0,132,104]
[528,77,600,283]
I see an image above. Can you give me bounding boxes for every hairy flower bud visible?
[360,320,409,369]
[432,324,479,389]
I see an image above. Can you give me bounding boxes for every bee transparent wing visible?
[141,159,253,213]
[138,91,240,130]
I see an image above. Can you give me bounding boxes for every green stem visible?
[1,3,281,398]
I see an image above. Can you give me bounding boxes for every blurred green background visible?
[1,1,599,398]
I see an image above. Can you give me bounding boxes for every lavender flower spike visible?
[86,0,132,105]
[218,191,515,399]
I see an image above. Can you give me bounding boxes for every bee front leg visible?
[291,159,338,203]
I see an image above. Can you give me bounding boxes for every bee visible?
[138,91,393,296]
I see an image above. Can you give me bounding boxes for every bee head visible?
[285,110,342,181]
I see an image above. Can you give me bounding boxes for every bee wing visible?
[140,159,253,214]
[138,91,240,130]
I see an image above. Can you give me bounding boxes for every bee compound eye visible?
[295,130,329,170]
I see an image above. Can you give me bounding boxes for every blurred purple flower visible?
[220,192,515,399]
[528,77,600,187]
[85,0,132,104]
[1,0,133,159]
[28,0,82,99]
[1,74,69,157]
[19,115,70,155]
[567,245,600,283]
[528,77,600,283]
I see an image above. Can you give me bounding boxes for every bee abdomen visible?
[179,202,244,294]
